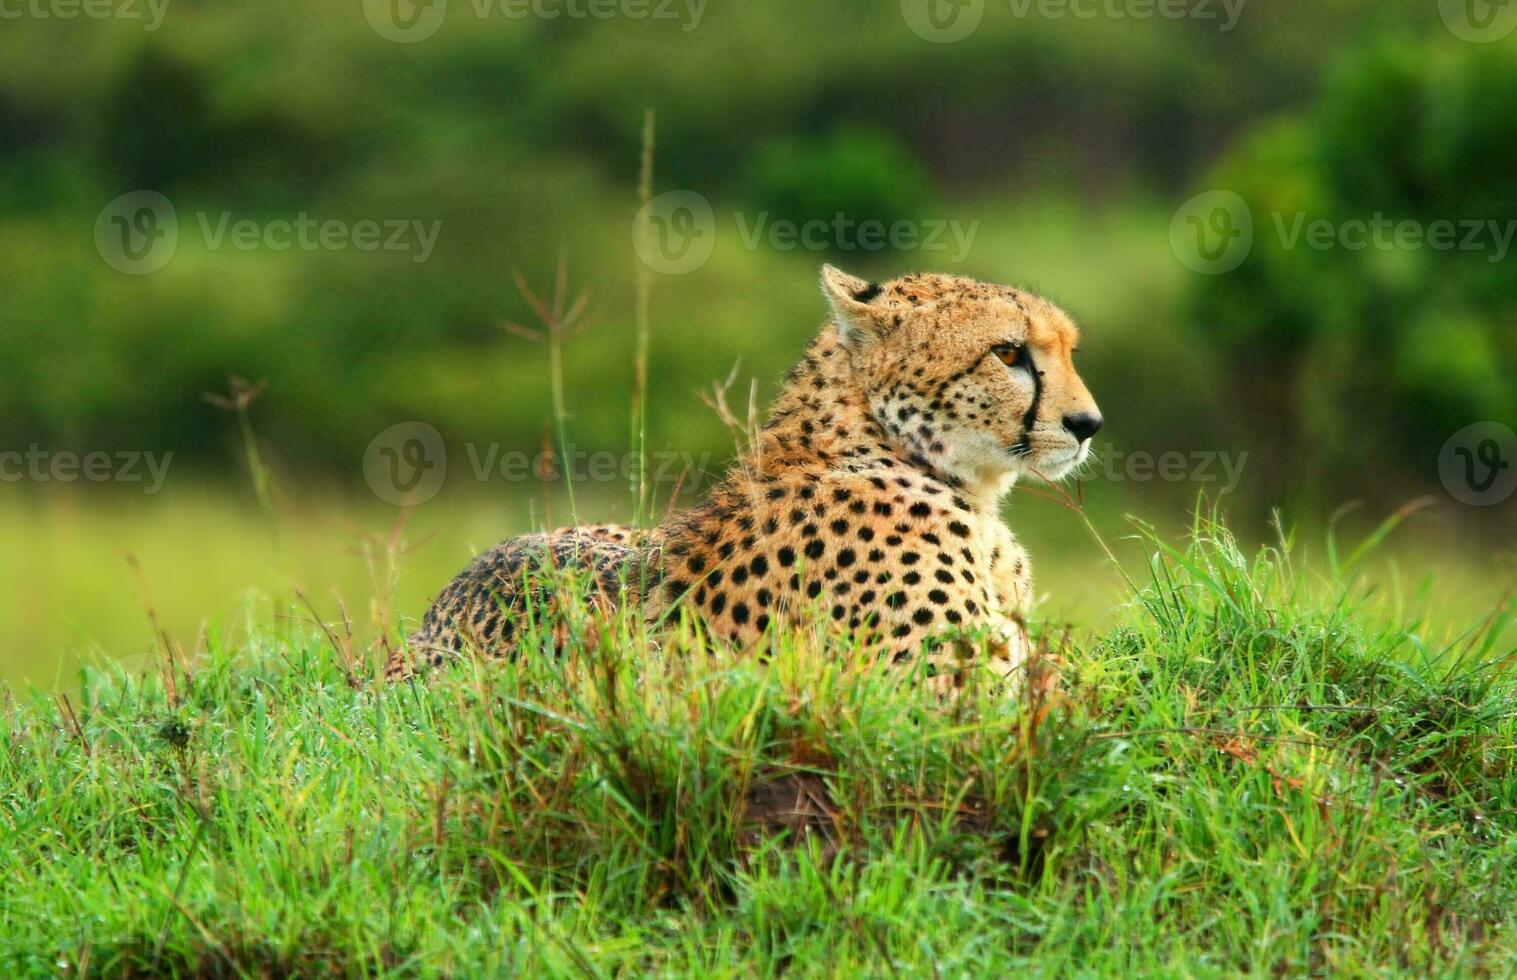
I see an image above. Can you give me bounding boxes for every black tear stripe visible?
[852,282,884,303]
[1013,350,1042,454]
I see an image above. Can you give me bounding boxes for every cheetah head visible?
[820,264,1102,494]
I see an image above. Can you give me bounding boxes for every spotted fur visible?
[387,267,1101,686]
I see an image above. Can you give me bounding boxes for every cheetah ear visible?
[820,264,891,348]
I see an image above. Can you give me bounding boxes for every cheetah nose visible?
[1062,412,1103,442]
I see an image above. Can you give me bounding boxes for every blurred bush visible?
[739,127,930,231]
[0,0,1482,519]
[1182,35,1517,508]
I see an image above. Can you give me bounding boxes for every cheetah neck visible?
[733,329,990,510]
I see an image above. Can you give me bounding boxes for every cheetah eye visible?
[991,343,1026,369]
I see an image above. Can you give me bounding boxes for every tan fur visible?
[387,267,1100,687]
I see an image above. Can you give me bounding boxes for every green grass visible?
[5,482,1511,694]
[3,517,1514,976]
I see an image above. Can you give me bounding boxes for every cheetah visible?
[387,265,1102,686]
[399,524,650,671]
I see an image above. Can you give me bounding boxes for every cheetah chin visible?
[390,264,1102,693]
[1022,440,1091,482]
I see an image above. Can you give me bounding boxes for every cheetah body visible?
[399,524,646,673]
[388,267,1100,685]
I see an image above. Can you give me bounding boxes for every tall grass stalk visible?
[546,301,577,526]
[631,108,656,527]
[504,258,590,528]
[204,376,281,560]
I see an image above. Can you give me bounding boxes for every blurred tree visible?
[738,126,930,232]
[1183,35,1517,509]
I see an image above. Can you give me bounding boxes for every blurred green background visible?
[2,0,1514,687]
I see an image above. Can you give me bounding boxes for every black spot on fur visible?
[852,282,884,303]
